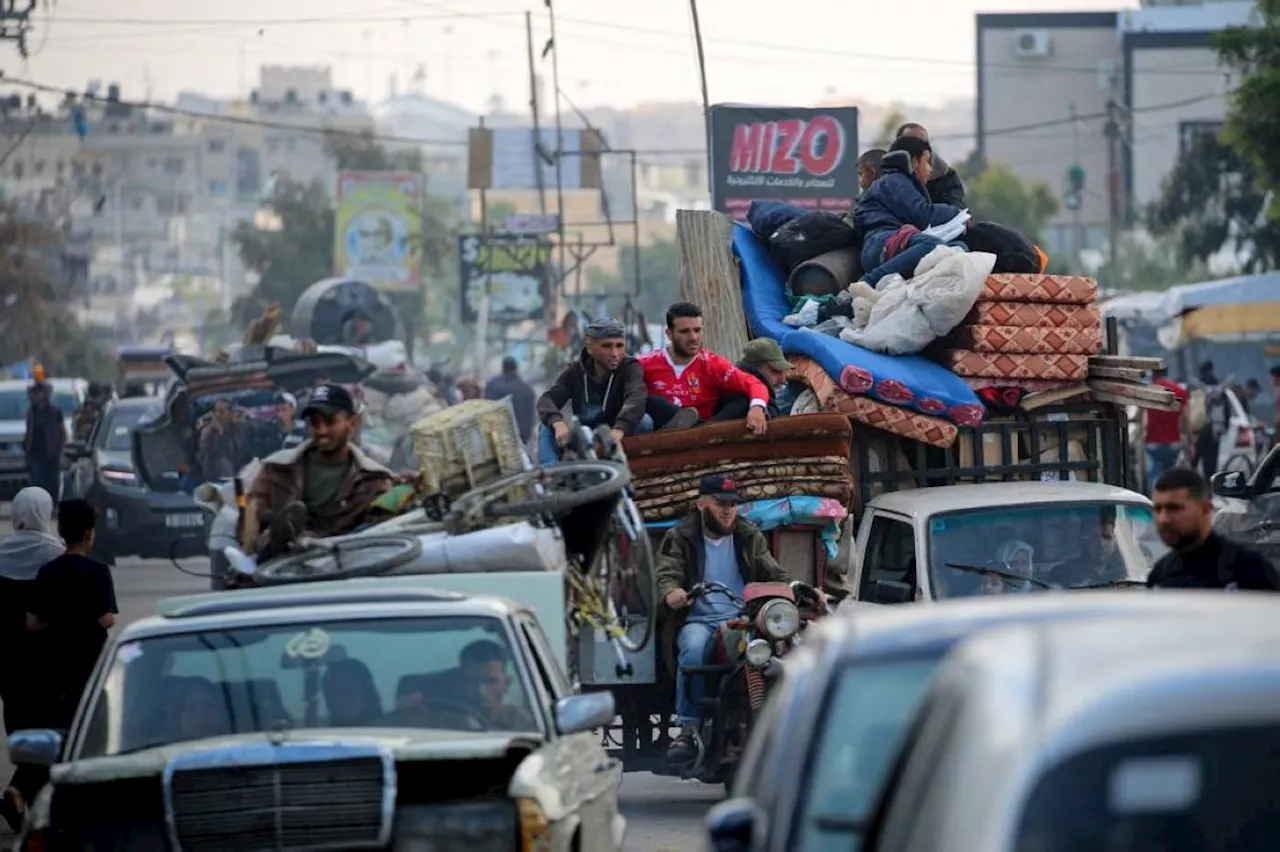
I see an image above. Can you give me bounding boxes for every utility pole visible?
[689,0,713,194]
[525,11,547,217]
[0,1,36,58]
[1104,99,1122,285]
[1066,103,1084,268]
[547,1,567,303]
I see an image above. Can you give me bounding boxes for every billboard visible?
[466,127,603,191]
[708,104,859,220]
[458,232,550,323]
[334,171,423,293]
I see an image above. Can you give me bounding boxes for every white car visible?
[870,606,1280,852]
[11,584,626,851]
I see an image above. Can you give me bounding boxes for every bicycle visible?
[442,419,657,664]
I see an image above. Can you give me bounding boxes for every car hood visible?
[51,728,544,784]
[96,449,132,471]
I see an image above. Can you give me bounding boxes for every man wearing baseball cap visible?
[248,383,393,556]
[737,338,793,418]
[654,473,791,764]
[535,317,662,465]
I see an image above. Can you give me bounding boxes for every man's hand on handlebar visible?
[553,421,571,447]
[664,588,692,609]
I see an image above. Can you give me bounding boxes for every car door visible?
[1245,449,1280,566]
[73,406,108,498]
[512,615,622,852]
[855,512,919,604]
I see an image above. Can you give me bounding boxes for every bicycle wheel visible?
[452,461,630,521]
[602,496,656,653]
[255,534,423,586]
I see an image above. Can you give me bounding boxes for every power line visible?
[43,8,524,28]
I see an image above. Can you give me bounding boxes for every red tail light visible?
[1236,429,1254,448]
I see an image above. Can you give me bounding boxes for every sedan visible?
[706,591,1280,852]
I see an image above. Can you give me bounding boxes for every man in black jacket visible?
[1147,467,1279,590]
[896,122,967,207]
[534,317,653,464]
[484,356,536,442]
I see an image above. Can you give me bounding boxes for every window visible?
[794,657,942,852]
[518,615,567,699]
[0,389,79,420]
[162,157,184,175]
[33,160,44,176]
[1016,725,1280,852]
[858,515,916,603]
[207,139,226,153]
[78,616,539,758]
[97,405,154,451]
[927,502,1167,597]
[11,161,22,179]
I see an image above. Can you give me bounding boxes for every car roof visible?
[865,481,1150,519]
[971,608,1280,744]
[820,591,1280,662]
[125,584,528,641]
[108,396,162,412]
[0,378,85,391]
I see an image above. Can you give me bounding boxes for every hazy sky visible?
[10,0,1133,114]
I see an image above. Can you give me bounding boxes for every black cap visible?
[301,383,356,417]
[699,474,741,503]
[502,355,519,373]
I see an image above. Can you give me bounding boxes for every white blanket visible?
[839,246,997,355]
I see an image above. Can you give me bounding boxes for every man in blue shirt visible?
[655,474,790,763]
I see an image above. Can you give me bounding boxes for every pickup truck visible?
[842,399,1166,603]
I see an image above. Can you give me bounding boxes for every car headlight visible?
[756,598,800,640]
[101,468,138,487]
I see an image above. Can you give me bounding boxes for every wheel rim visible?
[257,536,420,583]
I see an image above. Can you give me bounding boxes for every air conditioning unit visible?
[1012,29,1053,59]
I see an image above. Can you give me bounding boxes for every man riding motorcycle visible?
[247,383,393,559]
[656,474,802,763]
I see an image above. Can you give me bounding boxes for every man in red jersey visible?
[638,302,772,435]
[1146,365,1189,494]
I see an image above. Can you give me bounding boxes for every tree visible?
[1216,1,1280,192]
[1148,131,1280,273]
[230,178,334,326]
[0,206,112,381]
[232,132,459,330]
[873,108,907,150]
[1098,231,1210,292]
[956,160,1060,244]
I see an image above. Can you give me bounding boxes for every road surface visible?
[0,514,717,850]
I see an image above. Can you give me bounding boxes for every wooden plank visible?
[1088,364,1147,381]
[1088,355,1164,370]
[1091,389,1182,412]
[1020,383,1092,410]
[1088,379,1178,409]
[677,209,749,357]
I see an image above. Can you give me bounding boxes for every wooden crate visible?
[411,399,525,497]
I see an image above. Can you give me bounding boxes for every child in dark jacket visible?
[853,136,966,286]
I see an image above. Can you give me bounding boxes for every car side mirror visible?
[1212,470,1249,498]
[705,797,763,852]
[868,578,914,604]
[9,729,63,767]
[552,692,614,736]
[64,441,91,460]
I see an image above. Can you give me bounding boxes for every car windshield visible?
[1016,725,1280,851]
[0,389,79,421]
[100,407,152,451]
[77,615,539,759]
[928,501,1168,598]
[796,656,941,851]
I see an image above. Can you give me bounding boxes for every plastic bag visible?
[768,212,858,271]
[964,221,1041,273]
[840,247,997,354]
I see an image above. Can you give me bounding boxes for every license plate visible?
[165,513,204,529]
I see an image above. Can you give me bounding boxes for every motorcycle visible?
[672,579,824,787]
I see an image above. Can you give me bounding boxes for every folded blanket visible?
[978,273,1098,305]
[945,350,1090,381]
[949,324,1104,355]
[967,302,1101,329]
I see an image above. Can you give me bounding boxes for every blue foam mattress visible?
[733,224,986,426]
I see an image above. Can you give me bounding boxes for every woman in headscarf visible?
[0,486,64,828]
[993,538,1036,593]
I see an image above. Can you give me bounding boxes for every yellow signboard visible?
[334,171,423,292]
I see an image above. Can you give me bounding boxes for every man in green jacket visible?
[655,474,788,762]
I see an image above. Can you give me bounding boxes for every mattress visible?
[961,377,1083,392]
[949,324,1104,356]
[978,273,1098,305]
[790,355,958,448]
[945,350,1090,381]
[967,302,1101,330]
[734,224,985,426]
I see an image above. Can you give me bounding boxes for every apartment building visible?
[975,0,1255,259]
